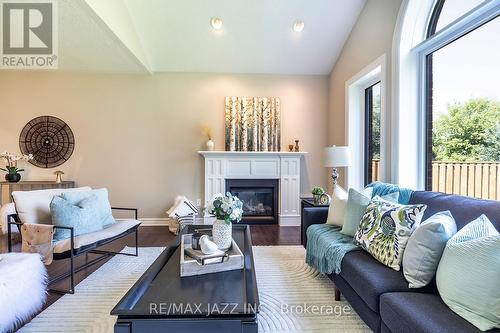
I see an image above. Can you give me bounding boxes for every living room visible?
[0,0,498,332]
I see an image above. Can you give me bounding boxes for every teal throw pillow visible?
[436,215,500,331]
[61,188,115,227]
[51,195,105,241]
[403,211,457,288]
[341,190,400,237]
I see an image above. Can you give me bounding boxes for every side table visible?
[300,197,329,245]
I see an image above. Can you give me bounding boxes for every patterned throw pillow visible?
[354,197,427,270]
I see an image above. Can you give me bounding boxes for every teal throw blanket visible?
[305,224,360,274]
[367,182,413,204]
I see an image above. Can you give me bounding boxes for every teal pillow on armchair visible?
[50,195,104,241]
[61,188,116,227]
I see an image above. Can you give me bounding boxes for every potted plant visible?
[0,151,33,183]
[207,192,243,250]
[312,186,325,205]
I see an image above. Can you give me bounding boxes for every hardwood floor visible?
[0,224,300,310]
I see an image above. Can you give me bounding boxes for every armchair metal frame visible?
[7,207,139,294]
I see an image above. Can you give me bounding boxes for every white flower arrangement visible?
[1,151,33,174]
[207,192,244,224]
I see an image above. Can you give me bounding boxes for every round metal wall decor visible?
[19,116,75,168]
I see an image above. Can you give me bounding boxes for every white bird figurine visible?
[199,235,218,255]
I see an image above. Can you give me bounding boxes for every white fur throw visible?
[0,203,16,235]
[0,253,47,333]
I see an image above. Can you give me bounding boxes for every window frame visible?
[364,81,381,186]
[411,0,499,190]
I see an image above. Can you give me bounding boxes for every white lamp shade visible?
[323,146,351,167]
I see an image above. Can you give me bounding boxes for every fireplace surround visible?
[199,151,306,226]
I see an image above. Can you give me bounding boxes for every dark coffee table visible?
[111,224,259,333]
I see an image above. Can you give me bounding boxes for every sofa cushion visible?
[53,219,140,254]
[338,250,436,313]
[380,292,495,333]
[436,215,500,331]
[326,185,348,226]
[409,191,500,231]
[50,195,104,241]
[354,197,426,270]
[61,188,116,227]
[403,211,457,288]
[12,187,92,225]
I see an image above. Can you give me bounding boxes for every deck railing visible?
[371,160,499,200]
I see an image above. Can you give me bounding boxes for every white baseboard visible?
[279,215,301,226]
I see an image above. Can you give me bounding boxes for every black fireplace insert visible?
[225,179,279,224]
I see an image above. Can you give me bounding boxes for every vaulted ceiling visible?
[57,0,366,75]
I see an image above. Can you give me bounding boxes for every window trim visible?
[345,54,387,191]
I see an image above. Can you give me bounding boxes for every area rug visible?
[20,246,370,333]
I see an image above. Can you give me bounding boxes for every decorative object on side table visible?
[202,125,214,151]
[319,193,331,205]
[207,192,243,250]
[19,116,75,168]
[1,151,33,183]
[312,186,325,205]
[54,170,64,183]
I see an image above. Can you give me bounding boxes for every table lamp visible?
[323,146,351,188]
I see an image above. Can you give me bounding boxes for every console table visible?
[0,181,75,205]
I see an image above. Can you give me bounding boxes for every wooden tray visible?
[180,233,244,277]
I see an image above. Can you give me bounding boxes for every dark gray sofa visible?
[302,190,500,333]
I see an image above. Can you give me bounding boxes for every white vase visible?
[212,219,232,250]
[206,139,215,151]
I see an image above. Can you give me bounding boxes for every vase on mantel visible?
[206,139,215,151]
[212,219,232,250]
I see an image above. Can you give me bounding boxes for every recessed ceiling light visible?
[210,17,223,30]
[293,20,305,32]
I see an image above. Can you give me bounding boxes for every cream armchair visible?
[7,187,141,294]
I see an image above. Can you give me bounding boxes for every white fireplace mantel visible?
[199,151,307,226]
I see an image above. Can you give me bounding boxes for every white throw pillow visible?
[326,186,372,226]
[12,187,92,224]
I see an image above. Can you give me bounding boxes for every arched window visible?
[394,0,499,199]
[423,1,499,198]
[427,0,488,37]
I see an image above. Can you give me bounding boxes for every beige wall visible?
[328,0,402,187]
[0,72,329,218]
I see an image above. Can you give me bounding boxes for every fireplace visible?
[225,179,279,224]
